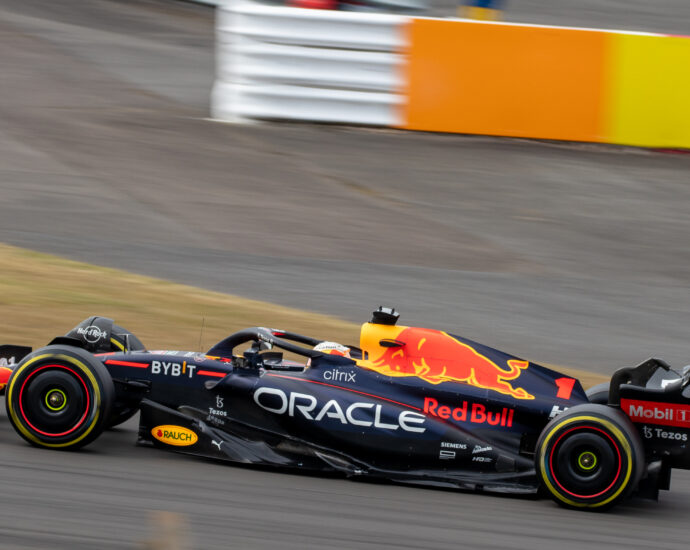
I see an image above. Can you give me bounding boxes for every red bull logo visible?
[362,326,533,400]
[0,367,12,392]
[424,397,515,427]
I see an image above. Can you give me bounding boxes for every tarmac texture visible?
[1,1,690,548]
[437,0,690,35]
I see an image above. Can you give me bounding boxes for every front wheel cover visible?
[5,346,114,449]
[536,405,643,510]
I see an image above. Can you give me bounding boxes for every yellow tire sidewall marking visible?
[110,338,125,351]
[538,415,633,508]
[6,353,102,448]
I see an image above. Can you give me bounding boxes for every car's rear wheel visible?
[585,382,610,405]
[536,404,644,510]
[5,346,114,450]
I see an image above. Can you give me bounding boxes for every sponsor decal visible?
[441,441,467,450]
[439,450,456,460]
[151,360,197,378]
[254,387,426,433]
[207,396,227,425]
[0,357,16,368]
[472,445,492,454]
[151,425,198,446]
[622,399,690,429]
[366,327,533,399]
[205,415,226,427]
[424,397,514,427]
[212,440,223,451]
[323,369,356,383]
[472,456,493,463]
[549,405,568,419]
[77,325,107,344]
[642,425,688,441]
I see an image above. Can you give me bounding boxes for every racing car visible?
[1,307,689,510]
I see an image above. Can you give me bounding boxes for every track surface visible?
[1,1,690,548]
[434,0,690,35]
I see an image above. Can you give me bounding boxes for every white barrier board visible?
[212,0,408,125]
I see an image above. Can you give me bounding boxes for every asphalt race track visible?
[432,0,690,35]
[1,1,690,548]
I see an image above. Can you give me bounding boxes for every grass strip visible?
[0,243,606,388]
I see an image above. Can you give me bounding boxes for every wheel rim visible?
[577,450,598,471]
[17,364,91,437]
[549,425,623,500]
[44,388,68,411]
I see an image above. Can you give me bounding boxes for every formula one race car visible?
[2,307,689,510]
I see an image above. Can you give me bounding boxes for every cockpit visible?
[203,307,401,373]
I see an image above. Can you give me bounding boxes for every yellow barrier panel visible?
[402,19,608,142]
[607,34,690,149]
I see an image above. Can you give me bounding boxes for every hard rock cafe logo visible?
[77,325,108,344]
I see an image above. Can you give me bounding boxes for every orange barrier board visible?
[402,20,609,142]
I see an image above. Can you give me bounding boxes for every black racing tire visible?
[5,345,115,450]
[536,403,644,510]
[585,382,610,405]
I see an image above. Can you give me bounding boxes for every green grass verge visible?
[0,243,606,388]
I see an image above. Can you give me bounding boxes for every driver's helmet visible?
[313,341,351,358]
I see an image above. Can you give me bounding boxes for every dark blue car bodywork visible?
[3,308,689,504]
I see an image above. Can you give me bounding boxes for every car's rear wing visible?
[608,357,673,406]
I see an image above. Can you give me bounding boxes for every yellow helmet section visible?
[358,322,407,367]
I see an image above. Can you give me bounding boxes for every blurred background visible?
[1,0,689,548]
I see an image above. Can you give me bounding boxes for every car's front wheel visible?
[5,345,114,450]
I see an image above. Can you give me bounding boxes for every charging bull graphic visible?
[364,327,534,400]
[0,367,12,393]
